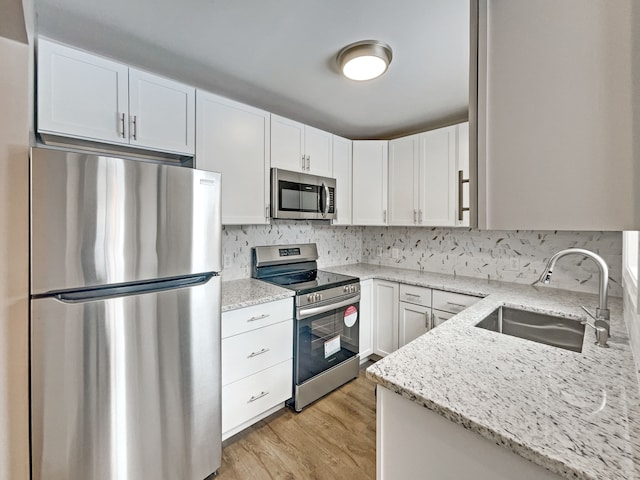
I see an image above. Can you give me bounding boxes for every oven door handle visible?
[298,294,360,320]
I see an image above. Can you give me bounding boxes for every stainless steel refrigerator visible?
[29,148,222,480]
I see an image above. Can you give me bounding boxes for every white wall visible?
[0,34,30,480]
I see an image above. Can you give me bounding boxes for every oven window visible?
[279,181,319,212]
[295,303,359,385]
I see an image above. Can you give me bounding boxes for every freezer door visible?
[31,148,221,295]
[31,276,221,480]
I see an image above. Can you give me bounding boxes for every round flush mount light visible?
[337,40,393,81]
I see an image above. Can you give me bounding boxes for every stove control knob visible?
[318,294,323,302]
[343,286,348,293]
[307,294,313,303]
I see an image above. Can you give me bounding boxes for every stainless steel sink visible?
[475,306,585,353]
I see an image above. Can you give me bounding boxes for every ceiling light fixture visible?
[337,40,393,81]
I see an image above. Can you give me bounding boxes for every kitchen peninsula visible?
[323,264,639,480]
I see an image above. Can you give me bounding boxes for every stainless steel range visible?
[252,244,360,412]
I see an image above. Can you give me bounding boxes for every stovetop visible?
[261,269,359,295]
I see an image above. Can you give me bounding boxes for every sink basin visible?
[475,306,585,353]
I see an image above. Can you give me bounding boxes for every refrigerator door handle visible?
[53,274,214,303]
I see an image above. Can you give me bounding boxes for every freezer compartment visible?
[30,275,221,480]
[30,148,221,295]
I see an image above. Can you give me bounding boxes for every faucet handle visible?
[581,306,610,348]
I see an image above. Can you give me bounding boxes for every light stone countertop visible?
[221,278,294,312]
[324,263,640,480]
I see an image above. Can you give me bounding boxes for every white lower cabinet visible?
[373,281,481,352]
[399,302,431,347]
[377,386,562,480]
[373,280,399,356]
[398,284,432,347]
[221,298,293,440]
[222,359,293,436]
[359,279,374,362]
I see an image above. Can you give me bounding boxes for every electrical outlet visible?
[392,248,400,259]
[507,257,520,271]
[377,247,383,257]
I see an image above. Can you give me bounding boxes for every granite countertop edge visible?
[221,278,294,312]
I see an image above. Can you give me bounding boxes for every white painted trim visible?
[622,231,639,314]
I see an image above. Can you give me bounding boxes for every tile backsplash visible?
[222,223,622,298]
[361,228,622,297]
[221,221,362,280]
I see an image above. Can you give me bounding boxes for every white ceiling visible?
[35,0,470,139]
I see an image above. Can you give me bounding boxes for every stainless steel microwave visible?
[271,168,336,220]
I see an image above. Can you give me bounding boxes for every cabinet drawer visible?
[431,309,456,329]
[432,290,480,314]
[222,320,293,386]
[222,359,292,434]
[222,298,293,338]
[399,284,431,307]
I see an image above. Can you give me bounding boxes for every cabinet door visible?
[332,135,353,225]
[419,126,456,226]
[455,122,470,227]
[388,135,419,226]
[359,280,374,361]
[352,140,389,225]
[128,69,195,154]
[399,302,430,347]
[270,114,305,172]
[196,91,270,225]
[431,309,455,329]
[304,125,333,177]
[37,38,129,145]
[478,1,637,230]
[373,280,398,356]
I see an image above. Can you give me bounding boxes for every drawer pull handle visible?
[247,348,270,358]
[446,301,467,309]
[247,313,270,322]
[405,293,421,298]
[248,391,269,403]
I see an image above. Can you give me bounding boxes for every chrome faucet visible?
[539,248,610,348]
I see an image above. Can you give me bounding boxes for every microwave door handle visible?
[321,182,330,216]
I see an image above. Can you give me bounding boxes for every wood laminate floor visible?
[218,365,377,480]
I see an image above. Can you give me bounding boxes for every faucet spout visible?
[539,248,610,321]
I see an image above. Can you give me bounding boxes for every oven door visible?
[295,294,360,385]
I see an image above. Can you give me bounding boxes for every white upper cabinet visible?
[37,38,195,155]
[388,125,457,227]
[478,0,639,230]
[388,134,419,226]
[128,69,195,154]
[419,125,456,227]
[270,114,332,177]
[352,140,388,225]
[195,91,270,225]
[37,38,129,146]
[332,135,353,225]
